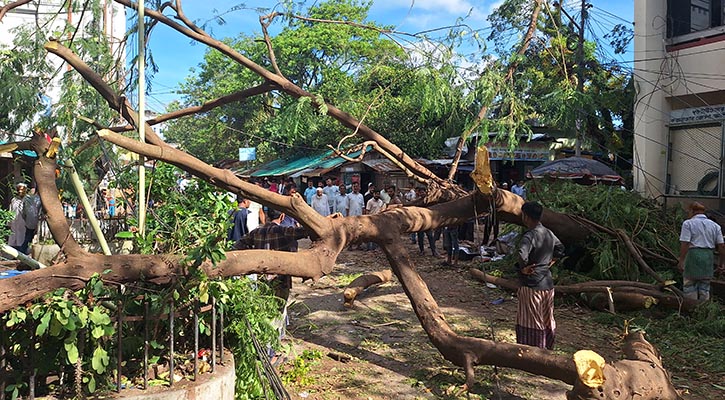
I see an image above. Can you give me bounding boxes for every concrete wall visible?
[115,354,236,400]
[634,0,725,200]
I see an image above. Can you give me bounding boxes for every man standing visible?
[246,180,266,233]
[322,178,339,214]
[512,180,526,199]
[333,185,348,216]
[238,209,307,352]
[21,185,42,254]
[385,185,402,206]
[311,187,329,216]
[364,190,385,251]
[346,182,365,218]
[7,183,27,252]
[227,198,250,243]
[303,180,316,205]
[678,202,724,302]
[515,202,564,350]
[363,182,376,205]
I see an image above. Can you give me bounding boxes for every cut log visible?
[566,331,682,400]
[469,269,698,312]
[343,270,393,307]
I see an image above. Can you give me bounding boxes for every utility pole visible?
[574,0,587,157]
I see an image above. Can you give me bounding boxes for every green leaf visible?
[89,307,111,325]
[91,326,104,339]
[115,231,134,239]
[65,342,79,364]
[87,376,96,393]
[91,346,109,374]
[35,312,51,336]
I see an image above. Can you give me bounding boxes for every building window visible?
[668,0,725,38]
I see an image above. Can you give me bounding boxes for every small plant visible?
[281,349,323,386]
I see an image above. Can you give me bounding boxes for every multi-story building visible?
[634,0,725,208]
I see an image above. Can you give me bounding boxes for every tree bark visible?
[567,332,682,400]
[343,270,393,307]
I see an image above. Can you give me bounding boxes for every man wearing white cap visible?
[311,187,329,216]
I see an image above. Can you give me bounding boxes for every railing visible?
[0,292,226,399]
[36,214,128,244]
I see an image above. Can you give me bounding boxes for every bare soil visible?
[279,238,718,400]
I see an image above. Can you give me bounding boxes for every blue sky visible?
[143,0,634,112]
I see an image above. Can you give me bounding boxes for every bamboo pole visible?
[1,244,48,270]
[137,0,147,236]
[64,159,111,255]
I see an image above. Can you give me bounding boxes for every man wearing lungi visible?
[678,202,724,302]
[516,202,564,349]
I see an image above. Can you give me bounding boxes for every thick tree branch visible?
[113,0,445,186]
[96,129,331,238]
[29,133,85,257]
[0,244,341,313]
[43,40,166,148]
[0,0,31,22]
[110,82,278,132]
[380,240,576,387]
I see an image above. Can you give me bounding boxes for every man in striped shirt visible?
[515,202,564,350]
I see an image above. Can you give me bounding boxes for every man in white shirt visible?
[246,180,266,232]
[346,183,365,217]
[322,178,339,214]
[311,187,330,216]
[678,202,725,301]
[333,185,349,216]
[364,190,385,250]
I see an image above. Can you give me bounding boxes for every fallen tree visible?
[469,269,698,313]
[0,1,683,398]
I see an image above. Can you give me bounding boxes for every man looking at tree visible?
[516,201,564,350]
[678,202,724,302]
[333,184,348,216]
[303,180,316,205]
[20,185,42,255]
[227,197,250,243]
[322,178,339,214]
[311,187,329,216]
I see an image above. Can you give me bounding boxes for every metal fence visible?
[0,291,225,399]
[36,215,128,244]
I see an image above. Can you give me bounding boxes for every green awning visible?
[237,147,368,177]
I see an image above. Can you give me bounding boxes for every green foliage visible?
[281,349,324,386]
[482,0,634,153]
[217,279,286,398]
[529,180,683,280]
[0,208,14,243]
[164,0,471,162]
[2,273,117,395]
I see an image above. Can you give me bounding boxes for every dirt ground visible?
[278,238,716,400]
